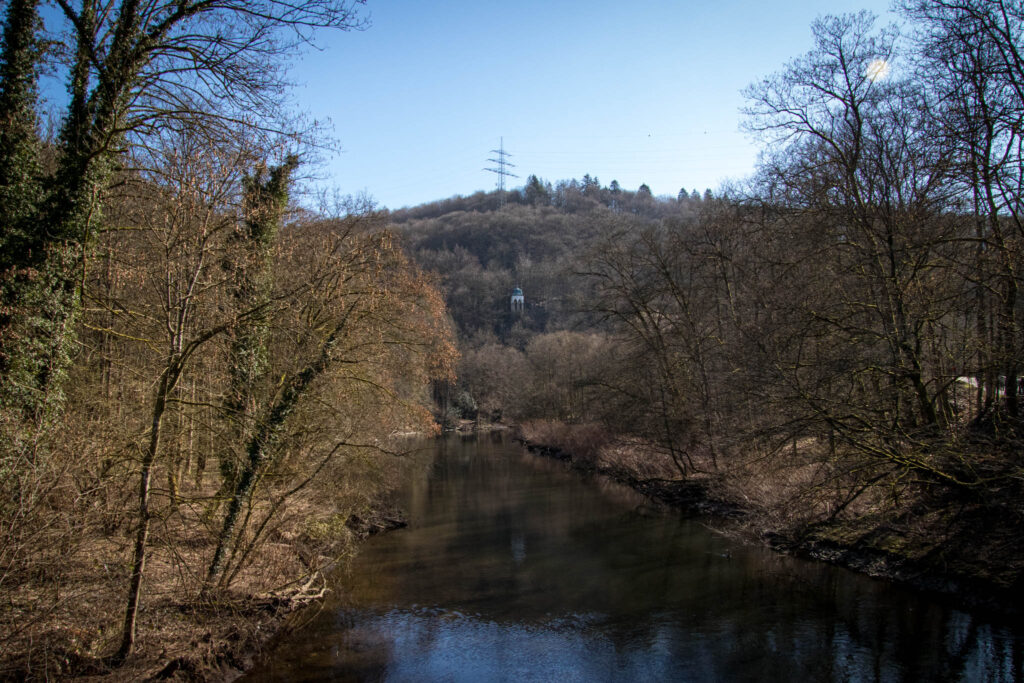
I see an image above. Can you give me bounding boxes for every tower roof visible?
[512,287,523,296]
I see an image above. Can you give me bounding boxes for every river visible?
[243,432,1023,682]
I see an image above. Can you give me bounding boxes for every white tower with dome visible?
[511,286,524,313]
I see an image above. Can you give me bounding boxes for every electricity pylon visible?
[484,137,518,203]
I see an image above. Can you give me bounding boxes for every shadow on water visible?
[243,433,1024,682]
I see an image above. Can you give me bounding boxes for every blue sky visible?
[291,0,897,210]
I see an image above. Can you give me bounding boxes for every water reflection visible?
[245,433,1023,682]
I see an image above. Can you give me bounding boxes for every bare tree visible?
[99,127,279,662]
[584,214,731,476]
[741,12,975,485]
[902,0,1024,419]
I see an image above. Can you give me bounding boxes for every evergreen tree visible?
[524,174,550,205]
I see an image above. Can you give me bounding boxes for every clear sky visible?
[291,0,898,210]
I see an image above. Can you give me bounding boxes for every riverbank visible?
[0,494,409,682]
[516,421,1024,619]
[770,506,1024,618]
[444,418,512,433]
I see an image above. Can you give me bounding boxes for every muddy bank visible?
[768,531,1024,618]
[768,507,1024,619]
[518,434,1024,620]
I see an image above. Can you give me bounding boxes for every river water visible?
[244,433,1023,682]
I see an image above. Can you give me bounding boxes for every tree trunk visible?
[114,365,171,663]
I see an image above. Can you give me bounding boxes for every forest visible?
[2,0,1024,678]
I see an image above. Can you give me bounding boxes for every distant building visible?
[511,286,524,313]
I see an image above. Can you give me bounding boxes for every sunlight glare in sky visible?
[866,58,891,82]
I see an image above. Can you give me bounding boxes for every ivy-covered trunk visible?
[203,162,365,593]
[0,0,42,266]
[0,0,53,458]
[203,320,345,591]
[219,158,298,486]
[0,0,134,459]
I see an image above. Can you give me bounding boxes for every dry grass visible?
[592,436,683,480]
[711,437,899,533]
[518,421,611,464]
[519,420,685,480]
